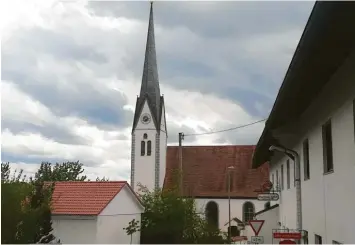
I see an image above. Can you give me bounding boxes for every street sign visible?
[273,232,302,239]
[251,236,264,244]
[249,220,265,236]
[257,193,279,201]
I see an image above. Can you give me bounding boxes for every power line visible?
[184,118,267,137]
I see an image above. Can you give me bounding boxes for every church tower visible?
[131,2,167,191]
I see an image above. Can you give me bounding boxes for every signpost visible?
[249,220,265,236]
[257,193,279,201]
[251,236,264,244]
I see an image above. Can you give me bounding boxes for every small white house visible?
[252,2,355,244]
[50,181,144,244]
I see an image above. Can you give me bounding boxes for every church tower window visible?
[143,133,148,139]
[147,140,152,156]
[141,141,146,156]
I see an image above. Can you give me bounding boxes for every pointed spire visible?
[139,1,160,117]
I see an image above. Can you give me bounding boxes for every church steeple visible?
[140,1,160,108]
[131,2,167,192]
[132,2,161,131]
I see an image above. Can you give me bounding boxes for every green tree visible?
[33,161,87,182]
[123,219,140,244]
[1,163,58,244]
[128,183,228,244]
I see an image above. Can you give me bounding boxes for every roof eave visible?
[252,1,355,168]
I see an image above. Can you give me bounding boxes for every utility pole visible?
[227,166,235,243]
[178,132,184,196]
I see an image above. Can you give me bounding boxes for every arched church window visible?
[205,201,219,228]
[141,141,146,156]
[242,202,255,223]
[147,141,152,156]
[143,133,148,139]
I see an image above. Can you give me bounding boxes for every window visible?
[243,202,255,223]
[143,133,148,139]
[141,141,145,156]
[147,140,152,156]
[303,138,310,180]
[304,235,308,244]
[315,234,322,244]
[205,201,219,228]
[276,170,279,190]
[281,164,284,190]
[294,161,296,187]
[322,120,334,173]
[286,160,290,189]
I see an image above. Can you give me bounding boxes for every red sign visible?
[249,220,265,236]
[273,232,302,239]
[280,240,296,244]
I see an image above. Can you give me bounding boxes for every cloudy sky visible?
[1,0,314,181]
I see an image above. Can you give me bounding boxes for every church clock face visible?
[141,113,151,124]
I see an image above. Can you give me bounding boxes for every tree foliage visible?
[1,161,110,244]
[125,183,229,244]
[33,161,87,182]
[124,219,140,244]
[1,163,58,244]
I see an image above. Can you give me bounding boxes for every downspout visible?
[269,145,303,236]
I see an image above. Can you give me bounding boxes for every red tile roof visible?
[164,145,269,198]
[51,181,129,215]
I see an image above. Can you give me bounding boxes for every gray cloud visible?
[1,120,87,145]
[88,1,314,38]
[167,123,197,144]
[1,1,313,180]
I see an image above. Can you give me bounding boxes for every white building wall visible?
[267,50,355,244]
[97,185,144,244]
[52,216,97,244]
[254,205,280,244]
[133,101,158,191]
[195,198,267,239]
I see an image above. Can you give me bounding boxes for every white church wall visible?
[133,100,158,191]
[195,198,267,234]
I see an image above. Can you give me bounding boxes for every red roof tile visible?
[164,145,269,198]
[51,181,128,215]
